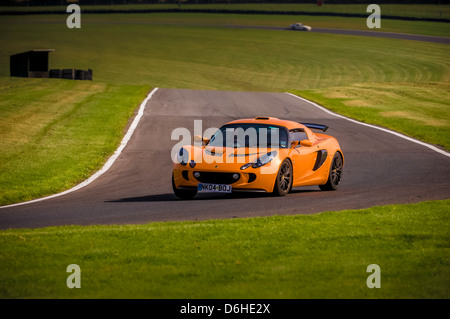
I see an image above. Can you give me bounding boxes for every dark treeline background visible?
[2,0,449,7]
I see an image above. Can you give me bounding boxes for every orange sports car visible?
[172,117,344,199]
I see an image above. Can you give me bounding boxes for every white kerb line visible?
[284,92,450,159]
[1,87,159,209]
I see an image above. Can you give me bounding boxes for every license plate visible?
[197,183,232,193]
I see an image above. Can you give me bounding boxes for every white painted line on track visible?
[1,87,159,209]
[284,92,450,158]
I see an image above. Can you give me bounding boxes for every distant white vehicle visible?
[290,23,312,31]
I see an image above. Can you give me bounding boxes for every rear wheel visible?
[273,159,293,196]
[172,173,197,199]
[319,152,343,191]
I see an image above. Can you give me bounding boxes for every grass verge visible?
[1,5,449,37]
[0,199,448,298]
[1,15,449,88]
[0,77,150,205]
[289,82,450,151]
[1,3,449,20]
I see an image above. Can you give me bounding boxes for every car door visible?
[289,129,318,184]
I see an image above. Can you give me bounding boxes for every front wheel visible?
[319,152,343,191]
[273,159,293,196]
[172,173,197,199]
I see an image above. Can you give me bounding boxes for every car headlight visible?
[177,148,189,166]
[240,151,277,170]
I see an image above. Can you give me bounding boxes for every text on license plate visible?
[198,183,232,193]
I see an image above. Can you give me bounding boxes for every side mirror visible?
[193,135,209,146]
[300,139,313,147]
[291,140,300,148]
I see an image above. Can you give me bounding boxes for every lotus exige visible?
[172,117,343,199]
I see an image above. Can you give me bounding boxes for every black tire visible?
[172,173,197,200]
[273,159,293,196]
[319,152,343,191]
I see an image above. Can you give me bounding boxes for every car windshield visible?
[207,124,288,149]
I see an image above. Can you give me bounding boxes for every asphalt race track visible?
[1,88,449,229]
[222,25,450,44]
[310,27,450,44]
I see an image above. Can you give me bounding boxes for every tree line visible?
[3,0,448,7]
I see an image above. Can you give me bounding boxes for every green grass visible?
[1,3,449,20]
[290,82,450,151]
[0,78,150,205]
[81,11,450,37]
[1,14,449,89]
[0,199,448,298]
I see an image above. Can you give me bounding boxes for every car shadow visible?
[106,193,177,203]
[106,188,320,203]
[106,192,268,203]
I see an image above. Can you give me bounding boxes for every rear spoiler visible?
[301,123,329,132]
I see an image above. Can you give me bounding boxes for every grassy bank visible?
[0,78,150,205]
[78,12,450,37]
[1,15,448,88]
[290,82,450,151]
[1,3,449,20]
[1,199,448,298]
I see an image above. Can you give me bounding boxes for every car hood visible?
[188,146,275,167]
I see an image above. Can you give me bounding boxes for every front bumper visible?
[173,164,278,193]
